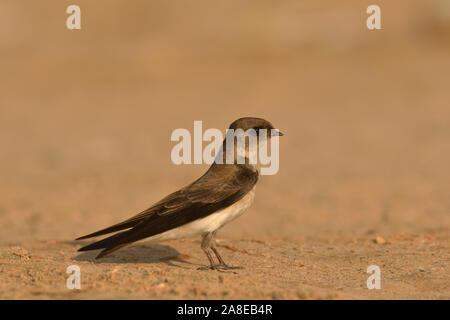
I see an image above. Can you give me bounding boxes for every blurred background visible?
[1,0,449,244]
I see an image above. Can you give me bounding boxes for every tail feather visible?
[75,221,139,240]
[78,231,129,252]
[76,212,159,259]
[77,222,149,259]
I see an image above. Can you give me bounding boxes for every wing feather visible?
[76,163,258,258]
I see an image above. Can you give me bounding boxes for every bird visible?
[76,117,283,270]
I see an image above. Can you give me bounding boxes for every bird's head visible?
[228,117,284,138]
[219,117,283,169]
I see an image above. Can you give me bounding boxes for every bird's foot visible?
[217,263,243,270]
[197,264,240,273]
[197,265,217,271]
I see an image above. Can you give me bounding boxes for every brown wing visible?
[77,163,258,258]
[77,163,257,240]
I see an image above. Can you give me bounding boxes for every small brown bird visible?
[77,117,283,270]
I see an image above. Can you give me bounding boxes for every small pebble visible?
[374,236,386,244]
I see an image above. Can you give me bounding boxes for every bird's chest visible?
[144,187,256,242]
[198,186,256,232]
[218,187,256,223]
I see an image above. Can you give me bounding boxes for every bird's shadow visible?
[72,242,196,268]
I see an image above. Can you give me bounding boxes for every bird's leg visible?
[198,232,220,270]
[210,232,243,270]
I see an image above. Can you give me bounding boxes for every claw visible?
[200,232,243,273]
[197,265,217,271]
[197,265,236,273]
[218,264,243,270]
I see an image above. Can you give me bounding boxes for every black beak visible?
[272,130,284,137]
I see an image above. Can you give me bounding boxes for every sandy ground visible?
[1,0,450,299]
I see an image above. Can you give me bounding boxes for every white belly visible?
[142,187,256,243]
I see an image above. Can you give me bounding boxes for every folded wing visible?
[77,163,258,258]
